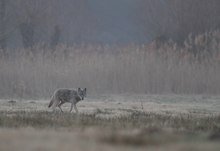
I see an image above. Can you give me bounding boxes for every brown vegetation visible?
[1,31,220,98]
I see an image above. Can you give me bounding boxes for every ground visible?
[0,94,220,151]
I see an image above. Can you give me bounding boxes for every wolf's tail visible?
[48,96,54,108]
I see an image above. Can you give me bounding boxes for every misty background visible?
[1,0,220,48]
[1,0,220,99]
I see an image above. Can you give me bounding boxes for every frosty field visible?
[0,94,220,151]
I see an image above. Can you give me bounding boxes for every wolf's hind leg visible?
[52,99,60,112]
[58,101,65,113]
[52,101,58,112]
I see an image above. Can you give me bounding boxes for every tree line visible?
[0,0,220,55]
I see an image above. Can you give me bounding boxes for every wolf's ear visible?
[84,88,87,92]
[78,88,81,92]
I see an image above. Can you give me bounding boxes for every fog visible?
[1,2,220,151]
[1,0,220,47]
[1,0,220,98]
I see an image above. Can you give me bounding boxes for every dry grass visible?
[0,110,220,132]
[1,31,220,99]
[0,109,220,151]
[0,96,220,151]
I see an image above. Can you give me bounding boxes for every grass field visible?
[0,95,220,151]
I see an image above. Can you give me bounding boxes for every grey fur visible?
[48,88,87,113]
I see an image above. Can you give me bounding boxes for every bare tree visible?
[0,0,6,51]
[137,0,220,44]
[13,0,52,50]
[172,0,220,43]
[50,25,61,49]
[135,0,173,41]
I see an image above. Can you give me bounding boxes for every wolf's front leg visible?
[74,104,78,114]
[70,102,74,112]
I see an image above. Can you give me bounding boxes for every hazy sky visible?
[54,0,146,44]
[89,0,142,43]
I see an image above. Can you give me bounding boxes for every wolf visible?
[48,88,87,113]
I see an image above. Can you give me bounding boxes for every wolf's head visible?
[78,88,87,100]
